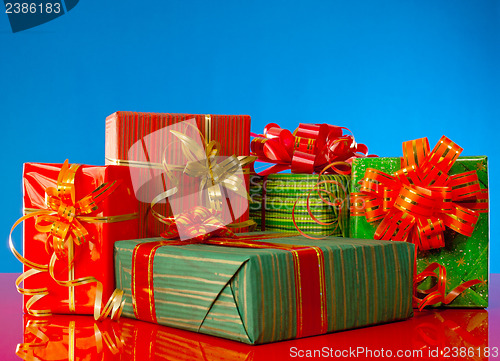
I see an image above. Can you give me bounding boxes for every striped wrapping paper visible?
[249,173,350,236]
[105,111,251,237]
[115,234,414,344]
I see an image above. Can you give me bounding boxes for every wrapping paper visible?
[115,233,414,344]
[105,111,251,237]
[249,173,350,236]
[350,156,489,307]
[22,163,138,315]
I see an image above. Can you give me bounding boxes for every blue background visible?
[1,0,498,273]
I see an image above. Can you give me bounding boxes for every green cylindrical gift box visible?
[249,173,350,236]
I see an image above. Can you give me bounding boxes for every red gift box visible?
[105,111,252,237]
[21,162,138,316]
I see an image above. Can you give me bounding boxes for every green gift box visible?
[249,174,350,236]
[349,155,489,308]
[114,233,414,344]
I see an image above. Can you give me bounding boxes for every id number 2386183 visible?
[5,3,61,14]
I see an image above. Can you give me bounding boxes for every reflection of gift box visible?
[17,315,123,361]
[249,173,350,236]
[105,112,252,237]
[22,162,138,315]
[114,233,414,344]
[120,318,255,361]
[349,149,489,307]
[411,310,488,352]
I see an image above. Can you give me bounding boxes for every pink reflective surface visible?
[1,273,498,361]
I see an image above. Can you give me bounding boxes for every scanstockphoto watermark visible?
[249,175,368,213]
[3,0,79,32]
[289,346,499,359]
[248,177,350,212]
[290,347,422,358]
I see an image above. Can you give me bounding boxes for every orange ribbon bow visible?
[34,162,120,259]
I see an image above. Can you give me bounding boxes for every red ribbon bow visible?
[251,123,375,175]
[352,136,488,251]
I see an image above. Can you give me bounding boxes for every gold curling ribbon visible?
[15,318,124,361]
[10,160,138,321]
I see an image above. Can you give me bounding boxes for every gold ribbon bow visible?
[10,160,138,321]
[151,121,256,230]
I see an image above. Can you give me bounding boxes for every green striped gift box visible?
[115,234,414,344]
[249,174,350,236]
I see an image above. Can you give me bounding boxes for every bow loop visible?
[419,136,462,186]
[394,165,422,186]
[449,171,481,201]
[441,204,478,237]
[55,162,79,205]
[417,217,446,237]
[401,137,430,168]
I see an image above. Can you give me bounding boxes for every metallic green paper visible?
[349,156,489,308]
[115,234,414,344]
[249,174,350,236]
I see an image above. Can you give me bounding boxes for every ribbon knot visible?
[161,206,235,243]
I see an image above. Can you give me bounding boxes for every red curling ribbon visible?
[352,136,488,309]
[413,262,482,311]
[251,123,376,176]
[291,163,351,240]
[131,206,328,338]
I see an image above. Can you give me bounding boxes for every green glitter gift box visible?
[349,153,489,308]
[115,233,414,344]
[249,173,350,236]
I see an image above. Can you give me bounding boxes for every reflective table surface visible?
[1,273,498,360]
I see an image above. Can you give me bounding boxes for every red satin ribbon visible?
[251,123,375,175]
[351,136,488,308]
[131,207,328,338]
